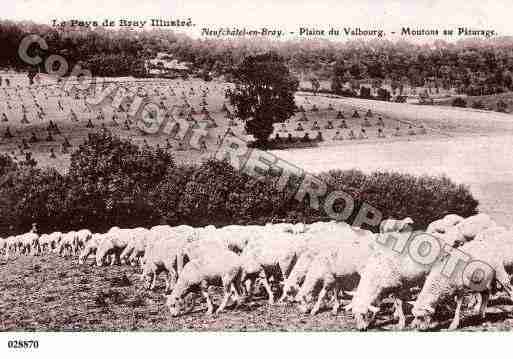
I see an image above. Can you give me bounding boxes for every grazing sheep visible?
[215,225,265,254]
[166,250,244,316]
[76,229,93,250]
[107,226,121,234]
[57,231,78,257]
[265,222,306,234]
[39,232,62,253]
[433,213,497,248]
[279,224,365,303]
[95,232,132,266]
[411,231,513,330]
[131,225,196,265]
[304,220,347,234]
[348,230,434,330]
[279,248,322,304]
[119,228,150,265]
[454,213,496,243]
[0,237,5,256]
[17,232,39,256]
[380,217,414,233]
[126,236,149,266]
[240,232,309,304]
[426,214,464,235]
[5,236,19,259]
[141,236,188,292]
[295,228,376,315]
[78,234,104,264]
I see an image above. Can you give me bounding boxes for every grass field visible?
[0,75,439,171]
[2,253,513,332]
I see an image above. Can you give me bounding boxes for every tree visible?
[311,77,320,95]
[226,52,298,147]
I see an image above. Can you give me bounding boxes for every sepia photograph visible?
[2,0,513,356]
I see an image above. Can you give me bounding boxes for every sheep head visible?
[411,304,435,331]
[166,293,186,317]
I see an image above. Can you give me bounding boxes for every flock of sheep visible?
[1,212,511,331]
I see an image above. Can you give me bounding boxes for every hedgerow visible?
[0,131,478,235]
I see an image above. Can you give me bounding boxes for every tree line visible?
[2,20,513,95]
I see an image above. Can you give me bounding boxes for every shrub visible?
[64,131,174,231]
[452,97,467,107]
[0,166,67,235]
[0,132,479,235]
[497,100,508,113]
[471,100,485,109]
[0,153,16,177]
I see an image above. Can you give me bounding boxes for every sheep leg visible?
[230,281,243,308]
[201,282,214,315]
[277,285,291,304]
[115,252,121,265]
[150,268,161,291]
[393,298,406,330]
[331,285,341,315]
[165,269,177,294]
[216,281,233,315]
[311,284,328,316]
[144,272,154,290]
[259,271,275,304]
[243,278,254,303]
[478,292,490,320]
[471,293,482,314]
[448,295,464,330]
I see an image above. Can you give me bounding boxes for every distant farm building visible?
[146,53,190,78]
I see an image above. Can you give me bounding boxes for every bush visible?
[0,153,16,177]
[64,131,175,230]
[471,100,485,109]
[497,100,508,113]
[0,166,67,235]
[0,132,479,235]
[452,97,467,107]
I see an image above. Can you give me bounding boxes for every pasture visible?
[2,251,513,331]
[0,73,438,171]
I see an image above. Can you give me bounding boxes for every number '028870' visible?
[7,340,39,349]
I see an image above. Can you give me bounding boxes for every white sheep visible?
[265,222,306,234]
[166,249,244,316]
[411,229,513,330]
[278,248,322,304]
[433,213,497,248]
[278,224,365,303]
[240,232,309,304]
[4,236,19,258]
[78,233,104,264]
[56,231,79,257]
[426,214,464,234]
[17,232,39,256]
[95,231,133,266]
[0,237,6,256]
[119,228,150,265]
[348,230,433,330]
[380,217,414,233]
[141,236,188,291]
[295,228,376,315]
[39,232,62,253]
[76,229,93,250]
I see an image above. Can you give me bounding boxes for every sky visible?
[3,0,513,42]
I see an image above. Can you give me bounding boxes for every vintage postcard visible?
[1,0,513,356]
